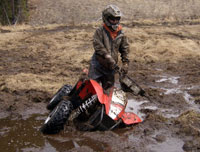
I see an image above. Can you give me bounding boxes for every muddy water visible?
[1,74,200,152]
[0,114,45,152]
[0,114,108,152]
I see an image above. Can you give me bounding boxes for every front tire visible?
[41,100,73,134]
[47,85,73,110]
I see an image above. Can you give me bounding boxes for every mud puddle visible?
[124,73,200,151]
[0,114,109,152]
[1,73,199,152]
[147,136,184,152]
[150,74,199,117]
[0,114,45,152]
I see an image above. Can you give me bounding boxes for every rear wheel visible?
[41,100,73,134]
[47,85,73,110]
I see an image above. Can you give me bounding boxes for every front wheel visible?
[47,84,73,110]
[40,100,73,134]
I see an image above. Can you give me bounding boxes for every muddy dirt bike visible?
[40,69,145,134]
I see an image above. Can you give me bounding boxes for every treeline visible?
[0,0,28,25]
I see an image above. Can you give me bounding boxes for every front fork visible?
[69,94,98,120]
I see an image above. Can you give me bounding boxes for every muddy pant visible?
[95,74,115,91]
[88,54,115,93]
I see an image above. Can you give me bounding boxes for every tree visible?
[0,0,28,25]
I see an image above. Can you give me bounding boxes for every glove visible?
[105,54,116,70]
[121,63,129,75]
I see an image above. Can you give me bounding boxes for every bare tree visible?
[12,0,16,24]
[0,0,28,25]
[2,2,11,25]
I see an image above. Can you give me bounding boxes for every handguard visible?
[114,66,145,96]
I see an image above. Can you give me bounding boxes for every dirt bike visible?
[40,70,144,134]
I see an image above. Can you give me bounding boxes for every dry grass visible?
[28,0,200,25]
[1,0,200,93]
[126,0,200,21]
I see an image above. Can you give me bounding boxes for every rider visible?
[88,5,130,92]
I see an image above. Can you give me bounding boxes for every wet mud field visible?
[0,22,200,152]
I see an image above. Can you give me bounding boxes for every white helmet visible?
[102,5,122,31]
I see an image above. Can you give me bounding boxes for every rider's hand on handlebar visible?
[105,54,116,70]
[121,63,128,75]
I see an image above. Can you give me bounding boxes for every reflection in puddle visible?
[73,140,80,148]
[156,75,180,85]
[163,87,199,112]
[148,137,184,152]
[144,105,158,111]
[146,74,200,120]
[127,130,185,152]
[159,109,180,118]
[164,87,182,95]
[154,74,200,112]
[126,99,149,120]
[183,91,200,112]
[22,142,57,152]
[183,91,194,104]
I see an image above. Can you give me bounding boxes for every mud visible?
[1,8,200,152]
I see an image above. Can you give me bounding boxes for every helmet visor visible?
[108,16,120,25]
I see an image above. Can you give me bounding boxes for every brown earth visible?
[0,0,200,151]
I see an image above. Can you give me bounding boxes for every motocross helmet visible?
[102,5,122,31]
